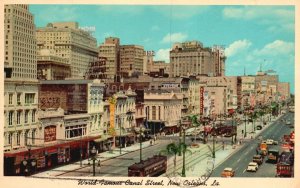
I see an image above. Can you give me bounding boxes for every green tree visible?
[160,142,191,176]
[188,114,201,144]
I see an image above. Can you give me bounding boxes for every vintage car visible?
[247,162,259,172]
[221,167,235,177]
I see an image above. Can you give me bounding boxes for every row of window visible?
[7,93,36,105]
[5,129,36,146]
[7,109,36,126]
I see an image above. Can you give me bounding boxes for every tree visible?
[160,142,191,176]
[188,114,201,144]
[250,111,258,133]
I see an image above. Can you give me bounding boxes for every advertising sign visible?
[44,125,56,142]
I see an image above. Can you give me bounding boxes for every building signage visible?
[161,83,179,88]
[200,87,204,115]
[108,97,116,128]
[44,125,56,142]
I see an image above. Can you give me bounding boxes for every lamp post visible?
[244,111,247,138]
[126,110,134,144]
[181,120,190,177]
[139,118,146,163]
[116,115,122,154]
[212,116,216,159]
[231,113,234,145]
[22,145,36,176]
[89,146,100,176]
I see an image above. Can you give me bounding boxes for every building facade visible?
[120,45,145,77]
[99,37,120,81]
[170,41,225,77]
[144,90,183,135]
[4,4,39,153]
[37,49,71,80]
[36,22,98,78]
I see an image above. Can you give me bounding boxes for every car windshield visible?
[249,163,256,166]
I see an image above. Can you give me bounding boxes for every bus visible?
[128,155,167,177]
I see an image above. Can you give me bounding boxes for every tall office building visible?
[4,5,39,154]
[120,45,144,77]
[36,22,98,78]
[99,37,120,80]
[170,41,226,77]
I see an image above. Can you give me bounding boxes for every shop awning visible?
[93,135,112,143]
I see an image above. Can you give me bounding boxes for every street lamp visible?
[22,145,36,176]
[126,110,134,144]
[116,115,122,154]
[88,146,100,176]
[231,113,235,145]
[139,119,146,163]
[212,118,216,159]
[244,111,247,138]
[181,120,190,177]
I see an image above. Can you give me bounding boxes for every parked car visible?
[247,162,259,172]
[252,155,263,165]
[221,167,235,177]
[266,139,274,145]
[286,121,291,125]
[256,125,262,130]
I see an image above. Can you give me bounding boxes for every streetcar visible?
[276,151,294,177]
[128,155,167,177]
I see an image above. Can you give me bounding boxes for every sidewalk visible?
[33,140,155,177]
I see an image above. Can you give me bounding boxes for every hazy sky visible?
[29,5,295,93]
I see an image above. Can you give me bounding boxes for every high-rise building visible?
[170,41,226,77]
[120,45,144,77]
[4,4,37,81]
[4,4,39,156]
[99,37,120,81]
[36,22,98,78]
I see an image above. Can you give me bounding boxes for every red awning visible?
[4,136,99,158]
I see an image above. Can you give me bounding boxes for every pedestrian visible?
[150,140,153,145]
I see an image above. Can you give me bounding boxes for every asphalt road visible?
[211,112,294,178]
[56,139,175,177]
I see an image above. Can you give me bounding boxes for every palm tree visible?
[250,111,258,133]
[188,114,201,144]
[160,142,191,176]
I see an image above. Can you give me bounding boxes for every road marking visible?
[237,158,241,162]
[243,169,246,173]
[235,167,239,171]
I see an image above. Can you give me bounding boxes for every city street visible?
[211,112,294,177]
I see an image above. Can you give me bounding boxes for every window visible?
[158,106,161,120]
[8,133,12,145]
[152,106,156,120]
[32,110,35,122]
[32,129,36,144]
[9,111,13,125]
[17,111,21,124]
[9,94,13,105]
[17,93,21,105]
[16,132,20,145]
[25,93,35,104]
[24,110,29,123]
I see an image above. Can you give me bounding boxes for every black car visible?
[256,125,262,130]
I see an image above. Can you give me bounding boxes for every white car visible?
[286,121,291,125]
[266,139,274,145]
[247,162,258,172]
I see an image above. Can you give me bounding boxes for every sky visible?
[29,5,295,94]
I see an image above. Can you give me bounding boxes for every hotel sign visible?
[44,125,56,142]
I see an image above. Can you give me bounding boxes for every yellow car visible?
[221,167,235,177]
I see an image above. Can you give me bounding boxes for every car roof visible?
[224,167,233,171]
[249,162,257,165]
